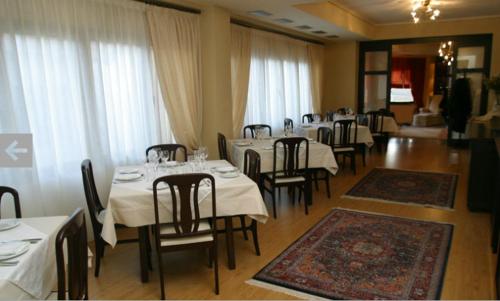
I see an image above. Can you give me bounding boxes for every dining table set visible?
[0,216,68,299]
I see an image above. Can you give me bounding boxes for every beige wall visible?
[323,17,500,114]
[322,41,359,113]
[199,6,233,159]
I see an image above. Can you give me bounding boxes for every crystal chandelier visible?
[411,0,440,23]
[438,41,454,66]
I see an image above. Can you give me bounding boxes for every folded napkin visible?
[0,241,29,256]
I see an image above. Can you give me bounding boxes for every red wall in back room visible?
[391,57,427,109]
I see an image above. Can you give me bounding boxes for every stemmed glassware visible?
[146,150,160,181]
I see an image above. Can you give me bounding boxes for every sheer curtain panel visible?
[0,0,173,217]
[244,30,314,132]
[147,6,202,152]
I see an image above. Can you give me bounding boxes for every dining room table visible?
[294,122,375,147]
[101,160,269,283]
[0,216,67,300]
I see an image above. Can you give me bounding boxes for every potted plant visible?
[484,74,500,106]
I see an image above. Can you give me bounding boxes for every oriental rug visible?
[343,168,458,209]
[250,208,453,300]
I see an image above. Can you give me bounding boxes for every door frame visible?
[358,33,493,114]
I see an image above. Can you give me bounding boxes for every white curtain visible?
[243,30,314,133]
[230,25,252,138]
[0,0,173,217]
[147,6,202,152]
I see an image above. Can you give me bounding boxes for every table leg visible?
[138,226,149,283]
[305,170,312,207]
[224,217,236,269]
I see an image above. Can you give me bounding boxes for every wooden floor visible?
[89,137,496,300]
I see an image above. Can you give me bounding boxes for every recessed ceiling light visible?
[247,10,273,17]
[312,30,327,34]
[296,25,312,30]
[275,18,293,24]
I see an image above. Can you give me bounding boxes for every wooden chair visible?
[81,159,142,277]
[0,186,21,218]
[333,120,358,174]
[243,124,272,139]
[284,118,294,131]
[217,133,228,161]
[313,127,332,198]
[152,174,219,299]
[366,111,387,152]
[55,208,88,300]
[263,137,309,218]
[302,113,321,124]
[146,144,187,162]
[241,149,262,255]
[325,111,335,122]
[355,114,368,166]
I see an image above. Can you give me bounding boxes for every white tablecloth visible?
[229,138,339,175]
[368,116,399,133]
[102,160,268,247]
[295,123,374,147]
[0,216,66,300]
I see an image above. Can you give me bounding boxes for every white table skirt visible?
[295,123,374,147]
[102,160,268,247]
[0,216,67,300]
[229,138,339,175]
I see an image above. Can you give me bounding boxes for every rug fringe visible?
[340,194,455,211]
[331,207,456,226]
[246,279,330,300]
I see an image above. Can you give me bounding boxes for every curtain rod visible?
[134,0,201,14]
[231,18,324,46]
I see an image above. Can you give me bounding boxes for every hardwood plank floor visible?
[89,137,496,299]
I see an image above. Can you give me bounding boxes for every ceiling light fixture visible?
[438,41,454,66]
[411,0,440,23]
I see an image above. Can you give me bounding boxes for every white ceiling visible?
[331,0,500,24]
[194,0,364,40]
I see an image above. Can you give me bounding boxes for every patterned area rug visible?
[343,168,458,209]
[251,209,453,300]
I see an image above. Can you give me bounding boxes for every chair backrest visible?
[302,114,313,123]
[243,149,261,184]
[284,118,294,130]
[0,186,21,219]
[81,159,104,240]
[356,113,368,126]
[333,119,358,149]
[146,144,187,162]
[56,208,88,300]
[243,124,272,139]
[152,174,216,241]
[272,137,309,180]
[366,111,384,134]
[317,127,332,146]
[217,133,228,161]
[378,108,395,118]
[325,111,335,122]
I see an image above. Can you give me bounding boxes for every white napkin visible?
[0,241,29,256]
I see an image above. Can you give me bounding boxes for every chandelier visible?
[411,0,440,23]
[438,41,454,66]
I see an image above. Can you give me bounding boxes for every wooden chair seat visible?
[159,222,213,247]
[334,147,356,153]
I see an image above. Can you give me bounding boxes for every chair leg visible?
[325,172,331,198]
[146,230,153,271]
[272,187,277,219]
[251,220,261,256]
[156,250,166,300]
[361,145,366,166]
[351,153,356,175]
[94,240,104,277]
[239,216,248,240]
[208,247,213,268]
[313,171,319,191]
[213,244,220,295]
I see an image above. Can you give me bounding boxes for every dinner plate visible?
[301,125,312,128]
[214,166,238,173]
[164,161,178,167]
[234,141,253,147]
[219,172,240,178]
[0,220,20,232]
[119,168,140,174]
[0,241,30,261]
[115,173,143,182]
